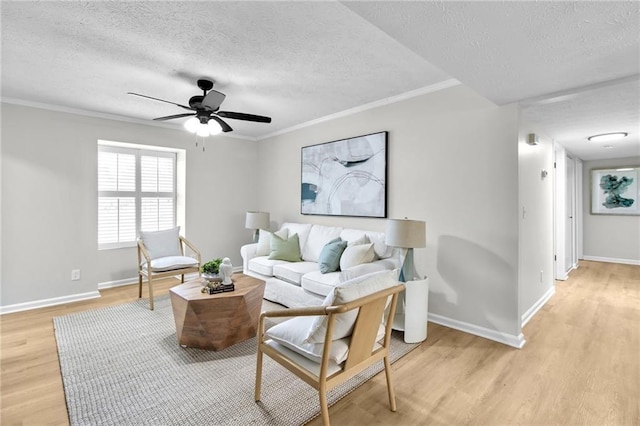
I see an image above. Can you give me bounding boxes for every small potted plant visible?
[201,258,222,281]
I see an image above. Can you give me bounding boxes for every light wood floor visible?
[1,261,638,425]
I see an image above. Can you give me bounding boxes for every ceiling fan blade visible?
[127,92,192,110]
[202,90,226,111]
[209,115,233,132]
[153,113,195,121]
[217,111,272,123]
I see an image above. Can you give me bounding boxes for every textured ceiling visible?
[1,1,638,160]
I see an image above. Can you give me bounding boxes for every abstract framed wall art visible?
[301,131,387,218]
[591,166,639,215]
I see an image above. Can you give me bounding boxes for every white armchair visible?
[137,227,201,310]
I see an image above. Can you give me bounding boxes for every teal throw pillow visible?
[269,233,302,262]
[318,238,348,274]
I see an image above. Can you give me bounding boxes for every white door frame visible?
[554,143,583,280]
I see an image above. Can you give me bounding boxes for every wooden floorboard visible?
[1,261,638,425]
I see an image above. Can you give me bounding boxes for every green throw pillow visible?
[269,233,302,262]
[318,238,348,274]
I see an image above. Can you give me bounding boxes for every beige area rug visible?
[54,295,418,425]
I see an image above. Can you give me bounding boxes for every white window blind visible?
[98,145,176,249]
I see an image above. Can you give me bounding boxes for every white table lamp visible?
[385,218,428,343]
[385,218,426,282]
[245,211,270,242]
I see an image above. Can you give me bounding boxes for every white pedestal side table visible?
[392,277,429,343]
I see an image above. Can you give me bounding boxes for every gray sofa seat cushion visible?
[272,261,320,286]
[249,256,289,277]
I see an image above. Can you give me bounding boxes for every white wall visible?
[1,103,259,308]
[518,124,555,327]
[582,156,640,264]
[257,84,524,345]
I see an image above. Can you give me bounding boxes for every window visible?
[98,144,177,249]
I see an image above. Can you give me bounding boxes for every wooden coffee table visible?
[169,274,265,351]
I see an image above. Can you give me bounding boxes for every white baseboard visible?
[98,277,137,290]
[582,256,640,266]
[521,286,556,328]
[428,313,526,349]
[0,291,101,315]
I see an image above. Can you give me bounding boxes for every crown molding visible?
[0,97,255,141]
[257,79,461,140]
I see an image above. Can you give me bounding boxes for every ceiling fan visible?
[128,79,271,136]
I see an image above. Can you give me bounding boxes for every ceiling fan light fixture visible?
[587,132,628,142]
[196,125,210,137]
[184,117,199,133]
[208,119,222,135]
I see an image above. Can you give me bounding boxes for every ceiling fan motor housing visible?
[197,79,214,92]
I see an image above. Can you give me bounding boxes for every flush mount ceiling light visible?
[587,132,628,142]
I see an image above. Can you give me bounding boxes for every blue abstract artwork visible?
[591,167,639,215]
[301,132,387,217]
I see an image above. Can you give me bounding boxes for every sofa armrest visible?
[339,258,399,283]
[241,243,259,272]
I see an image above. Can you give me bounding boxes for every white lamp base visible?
[392,277,429,343]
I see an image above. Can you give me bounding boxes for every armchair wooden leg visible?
[147,276,154,311]
[319,385,330,426]
[181,274,185,284]
[254,346,263,402]
[138,274,143,298]
[383,356,397,412]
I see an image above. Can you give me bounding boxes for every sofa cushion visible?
[318,238,347,273]
[256,228,288,256]
[305,269,399,343]
[301,270,342,297]
[281,223,312,254]
[269,233,302,262]
[249,256,288,277]
[273,261,319,285]
[302,225,343,262]
[339,243,375,270]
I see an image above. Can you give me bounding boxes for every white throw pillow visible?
[265,316,350,364]
[305,269,398,344]
[256,228,288,256]
[139,227,181,260]
[339,243,375,270]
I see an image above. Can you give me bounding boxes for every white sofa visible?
[240,222,398,308]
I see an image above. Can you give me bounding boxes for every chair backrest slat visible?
[343,297,389,370]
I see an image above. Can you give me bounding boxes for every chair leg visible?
[383,355,397,412]
[254,347,263,402]
[138,274,143,298]
[181,273,185,283]
[319,385,330,426]
[147,276,154,311]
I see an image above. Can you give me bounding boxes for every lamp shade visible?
[245,211,270,230]
[385,219,426,248]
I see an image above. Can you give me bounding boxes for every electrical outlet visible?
[71,269,81,281]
